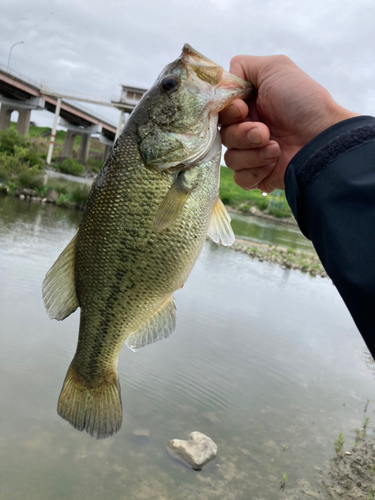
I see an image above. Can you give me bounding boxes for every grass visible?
[334,432,345,457]
[219,166,292,217]
[279,473,287,490]
[58,158,85,176]
[36,178,91,206]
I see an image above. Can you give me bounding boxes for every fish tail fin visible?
[57,364,122,439]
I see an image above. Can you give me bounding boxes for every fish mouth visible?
[181,44,218,66]
[181,43,253,109]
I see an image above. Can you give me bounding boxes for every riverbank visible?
[232,238,326,277]
[284,432,375,499]
[227,204,298,226]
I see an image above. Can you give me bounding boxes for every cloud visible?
[1,0,374,128]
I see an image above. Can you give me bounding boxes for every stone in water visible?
[167,431,217,470]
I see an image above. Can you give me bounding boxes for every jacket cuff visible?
[285,116,375,238]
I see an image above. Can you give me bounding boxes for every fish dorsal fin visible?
[208,198,235,246]
[125,295,176,351]
[42,233,79,320]
[154,169,198,232]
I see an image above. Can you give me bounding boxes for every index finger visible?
[219,98,249,126]
[229,54,295,89]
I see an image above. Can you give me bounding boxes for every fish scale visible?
[43,44,252,438]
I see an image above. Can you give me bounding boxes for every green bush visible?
[18,166,44,189]
[0,129,44,189]
[38,178,91,207]
[59,158,85,176]
[0,152,20,181]
[70,184,91,205]
[0,128,29,155]
[87,157,103,173]
[56,193,70,205]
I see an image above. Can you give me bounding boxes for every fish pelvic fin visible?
[125,295,176,351]
[57,364,122,439]
[42,233,79,320]
[208,197,235,246]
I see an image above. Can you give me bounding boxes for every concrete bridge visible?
[0,63,146,164]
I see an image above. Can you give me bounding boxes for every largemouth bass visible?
[43,44,252,439]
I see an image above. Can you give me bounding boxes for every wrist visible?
[323,102,361,133]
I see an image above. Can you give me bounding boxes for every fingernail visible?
[227,104,241,119]
[261,144,281,160]
[247,127,262,144]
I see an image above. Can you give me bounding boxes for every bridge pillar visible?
[62,130,76,158]
[77,133,91,165]
[98,133,114,162]
[59,119,99,165]
[0,104,13,130]
[16,108,32,136]
[0,97,44,135]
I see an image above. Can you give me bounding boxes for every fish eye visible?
[160,76,180,93]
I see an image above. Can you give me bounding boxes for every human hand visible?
[220,55,359,193]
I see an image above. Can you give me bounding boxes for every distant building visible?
[111,85,147,115]
[120,85,147,103]
[119,85,147,105]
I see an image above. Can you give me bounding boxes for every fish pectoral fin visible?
[207,197,235,246]
[125,295,176,351]
[154,169,198,232]
[42,233,79,320]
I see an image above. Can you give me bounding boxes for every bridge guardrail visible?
[0,62,40,89]
[0,63,131,130]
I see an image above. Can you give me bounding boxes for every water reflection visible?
[230,211,313,251]
[0,196,373,500]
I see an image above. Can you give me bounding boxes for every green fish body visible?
[43,44,252,438]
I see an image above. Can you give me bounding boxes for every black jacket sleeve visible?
[285,116,375,358]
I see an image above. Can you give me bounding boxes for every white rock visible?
[167,431,217,470]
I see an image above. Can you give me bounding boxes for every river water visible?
[230,212,313,251]
[0,196,373,500]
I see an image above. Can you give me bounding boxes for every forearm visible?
[285,116,375,357]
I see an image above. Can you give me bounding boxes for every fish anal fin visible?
[57,364,122,439]
[42,233,79,320]
[208,198,235,246]
[125,295,176,351]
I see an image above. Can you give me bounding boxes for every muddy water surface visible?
[0,196,373,500]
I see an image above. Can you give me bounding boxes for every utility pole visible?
[46,97,62,165]
[115,109,125,141]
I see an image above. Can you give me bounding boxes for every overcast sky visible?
[1,0,374,128]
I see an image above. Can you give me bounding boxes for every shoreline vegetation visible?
[0,124,293,216]
[1,126,324,276]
